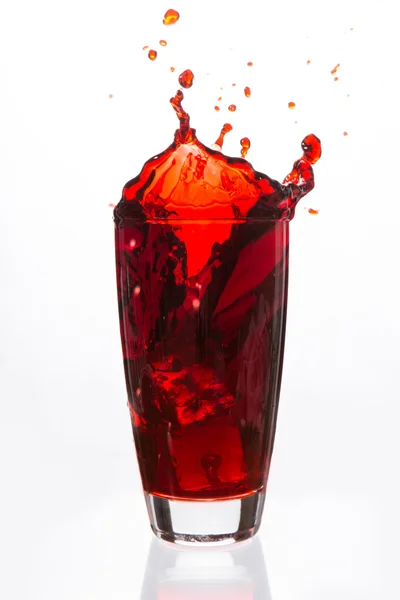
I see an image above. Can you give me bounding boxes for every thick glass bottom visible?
[145,489,265,545]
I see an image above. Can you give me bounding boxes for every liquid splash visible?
[178,69,194,89]
[163,9,180,25]
[240,137,251,158]
[214,123,233,148]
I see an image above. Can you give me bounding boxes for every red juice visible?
[114,86,321,501]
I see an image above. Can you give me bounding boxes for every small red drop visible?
[163,9,180,25]
[148,49,157,61]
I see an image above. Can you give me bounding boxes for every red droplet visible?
[301,134,322,164]
[148,49,157,61]
[232,83,236,87]
[163,9,180,25]
[240,137,251,158]
[228,104,236,112]
[334,76,339,81]
[218,97,222,102]
[308,208,319,215]
[247,61,253,66]
[288,101,296,109]
[143,45,149,50]
[108,94,113,99]
[350,27,354,31]
[179,69,194,89]
[244,86,251,97]
[214,106,220,111]
[214,123,233,147]
[170,66,175,72]
[343,131,348,136]
[160,40,167,47]
[307,60,311,65]
[331,63,340,75]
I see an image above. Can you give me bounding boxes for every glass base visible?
[144,490,265,546]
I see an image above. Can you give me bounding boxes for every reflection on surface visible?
[140,537,271,600]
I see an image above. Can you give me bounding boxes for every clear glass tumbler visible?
[114,210,289,544]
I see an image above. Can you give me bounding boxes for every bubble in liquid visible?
[148,49,157,61]
[308,208,319,215]
[134,285,141,296]
[288,101,296,109]
[136,388,141,397]
[159,40,167,46]
[228,104,236,112]
[201,453,222,483]
[244,86,251,97]
[129,239,136,248]
[240,137,251,158]
[179,69,194,89]
[163,9,180,25]
[192,298,200,310]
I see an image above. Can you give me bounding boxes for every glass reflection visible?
[140,537,271,600]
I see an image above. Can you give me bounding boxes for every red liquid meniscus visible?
[114,74,321,500]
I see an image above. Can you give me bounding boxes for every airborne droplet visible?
[159,40,167,46]
[163,9,180,25]
[288,101,296,109]
[240,137,251,158]
[228,104,236,112]
[331,63,340,75]
[179,69,194,89]
[308,208,319,215]
[247,61,253,66]
[244,86,251,97]
[214,106,220,111]
[214,123,233,147]
[148,49,157,61]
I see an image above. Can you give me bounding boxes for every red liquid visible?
[114,87,321,500]
[163,9,180,25]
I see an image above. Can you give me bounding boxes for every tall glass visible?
[115,211,289,544]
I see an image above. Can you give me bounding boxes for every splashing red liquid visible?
[178,69,194,89]
[114,75,321,500]
[214,122,233,148]
[163,9,180,25]
[240,137,251,158]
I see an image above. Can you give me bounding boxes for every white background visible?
[0,0,397,598]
